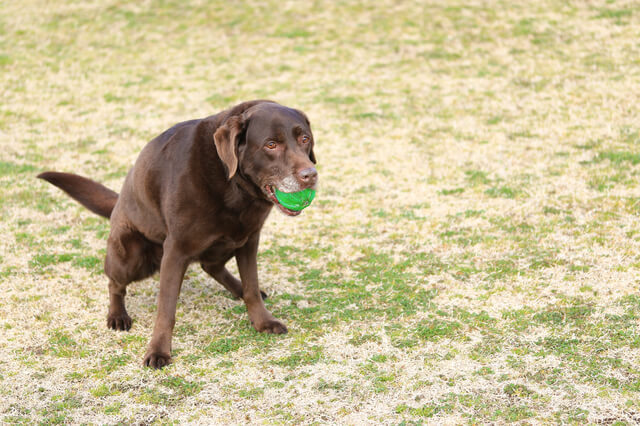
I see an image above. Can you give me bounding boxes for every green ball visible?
[274,188,316,211]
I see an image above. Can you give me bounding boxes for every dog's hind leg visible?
[107,278,132,331]
[201,262,267,300]
[104,223,162,331]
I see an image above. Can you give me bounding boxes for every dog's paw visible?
[254,319,288,334]
[143,351,171,369]
[107,312,132,331]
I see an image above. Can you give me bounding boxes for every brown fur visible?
[37,172,118,218]
[39,100,318,368]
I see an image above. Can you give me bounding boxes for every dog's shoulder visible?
[155,118,202,143]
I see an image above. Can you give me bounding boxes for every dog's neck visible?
[232,168,265,201]
[193,120,272,212]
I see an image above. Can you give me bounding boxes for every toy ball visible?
[274,188,316,211]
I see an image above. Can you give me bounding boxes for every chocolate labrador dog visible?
[38,100,317,368]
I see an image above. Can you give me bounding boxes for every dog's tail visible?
[38,171,118,219]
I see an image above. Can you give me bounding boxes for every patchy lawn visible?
[1,0,640,423]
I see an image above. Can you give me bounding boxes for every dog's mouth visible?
[265,185,302,217]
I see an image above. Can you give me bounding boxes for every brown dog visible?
[38,100,318,368]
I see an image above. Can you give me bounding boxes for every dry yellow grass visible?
[2,0,640,423]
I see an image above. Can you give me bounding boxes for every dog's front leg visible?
[143,238,189,368]
[236,233,287,334]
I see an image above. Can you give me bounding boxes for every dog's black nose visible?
[298,167,318,185]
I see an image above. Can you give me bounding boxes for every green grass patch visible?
[415,319,462,341]
[595,151,640,165]
[0,161,37,176]
[485,186,522,199]
[204,337,242,355]
[273,346,323,368]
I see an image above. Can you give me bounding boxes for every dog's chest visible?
[198,234,249,262]
[193,202,271,262]
[202,216,263,253]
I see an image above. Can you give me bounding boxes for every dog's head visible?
[214,101,318,216]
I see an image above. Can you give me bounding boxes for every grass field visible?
[1,0,640,423]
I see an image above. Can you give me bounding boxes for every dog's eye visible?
[301,135,310,144]
[265,141,277,150]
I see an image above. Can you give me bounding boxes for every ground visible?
[1,0,640,424]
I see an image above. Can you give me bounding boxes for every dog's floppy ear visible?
[295,108,317,164]
[309,145,317,164]
[213,115,244,179]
